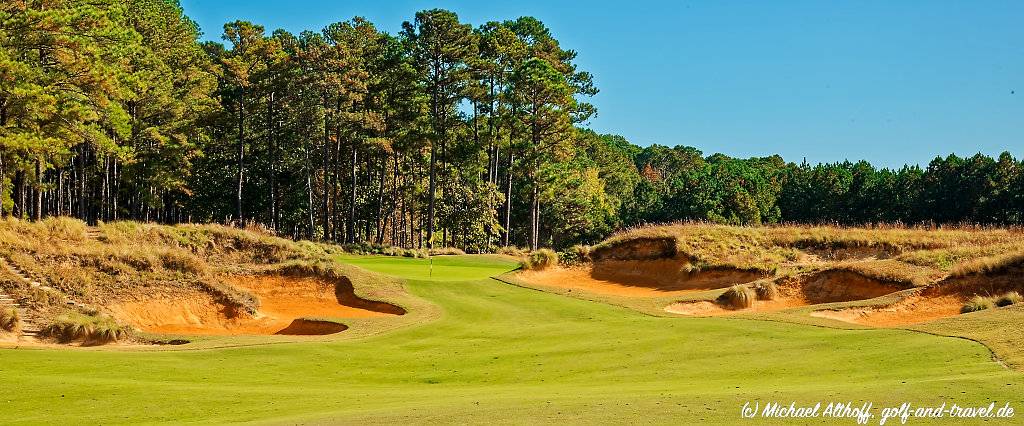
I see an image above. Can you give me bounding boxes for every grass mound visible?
[995,291,1022,308]
[42,312,132,344]
[524,249,558,271]
[753,281,780,301]
[960,291,1022,313]
[960,296,995,314]
[1,307,19,332]
[717,285,755,309]
[0,219,423,342]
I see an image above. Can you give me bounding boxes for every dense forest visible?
[2,1,1023,251]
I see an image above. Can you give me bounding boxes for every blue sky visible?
[180,0,1023,168]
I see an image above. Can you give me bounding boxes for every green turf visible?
[1,255,1022,424]
[337,253,519,281]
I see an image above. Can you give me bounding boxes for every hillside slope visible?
[0,218,424,347]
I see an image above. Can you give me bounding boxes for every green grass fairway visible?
[338,253,518,281]
[2,255,1022,424]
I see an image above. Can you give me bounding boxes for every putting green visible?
[1,255,1021,424]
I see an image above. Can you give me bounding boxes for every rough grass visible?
[753,281,779,301]
[496,246,529,257]
[1,307,19,332]
[42,312,132,344]
[524,249,558,270]
[717,285,755,308]
[961,296,995,314]
[340,241,427,258]
[950,250,1024,277]
[995,291,1022,308]
[429,247,466,256]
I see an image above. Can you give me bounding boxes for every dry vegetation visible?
[530,222,1024,330]
[753,281,779,301]
[523,249,559,271]
[591,222,1024,286]
[717,285,755,309]
[1,307,19,333]
[961,292,1022,313]
[42,312,132,345]
[0,217,411,344]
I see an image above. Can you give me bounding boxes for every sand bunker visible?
[666,270,904,316]
[109,275,400,336]
[519,261,762,297]
[275,319,348,335]
[591,259,764,292]
[812,272,1024,327]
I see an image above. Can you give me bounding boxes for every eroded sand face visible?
[109,275,394,335]
[666,271,904,316]
[518,261,762,297]
[810,293,964,326]
[811,271,1024,326]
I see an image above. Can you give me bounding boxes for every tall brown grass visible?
[950,251,1024,277]
[961,296,995,314]
[995,292,1022,308]
[717,285,755,309]
[1,307,19,332]
[753,281,780,301]
[42,312,132,344]
[523,249,558,270]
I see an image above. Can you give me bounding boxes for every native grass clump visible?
[753,281,780,301]
[960,291,1023,314]
[524,249,559,271]
[42,312,132,344]
[961,296,996,314]
[995,291,1023,307]
[717,285,755,309]
[1,307,20,333]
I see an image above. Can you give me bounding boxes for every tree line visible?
[2,1,1022,252]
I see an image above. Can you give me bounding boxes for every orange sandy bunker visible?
[666,270,905,316]
[109,275,398,336]
[812,271,1024,327]
[518,259,763,297]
